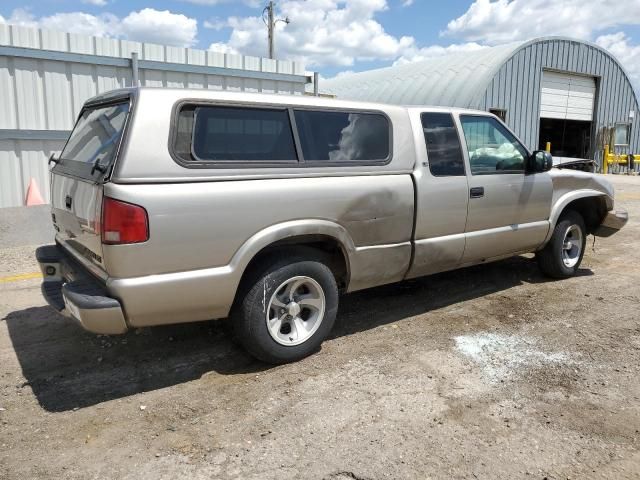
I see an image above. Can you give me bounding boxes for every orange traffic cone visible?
[25,178,45,206]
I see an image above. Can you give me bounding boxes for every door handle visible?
[470,187,484,199]
[65,195,72,209]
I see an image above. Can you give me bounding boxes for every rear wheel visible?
[537,210,587,279]
[230,258,338,364]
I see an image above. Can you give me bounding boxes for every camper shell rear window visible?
[53,100,130,181]
[171,102,392,168]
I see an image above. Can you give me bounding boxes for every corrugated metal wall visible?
[478,38,640,165]
[0,24,308,208]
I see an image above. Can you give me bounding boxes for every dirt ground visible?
[1,175,639,480]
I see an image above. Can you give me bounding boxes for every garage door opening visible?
[539,70,596,159]
[538,118,592,158]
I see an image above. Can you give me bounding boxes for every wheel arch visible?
[544,190,610,244]
[229,220,355,294]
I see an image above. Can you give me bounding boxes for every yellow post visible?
[603,144,609,174]
[545,142,551,153]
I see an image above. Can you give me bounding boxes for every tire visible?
[230,258,339,364]
[537,210,587,279]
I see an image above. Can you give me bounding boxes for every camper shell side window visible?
[170,101,393,168]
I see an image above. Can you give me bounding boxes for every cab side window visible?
[421,112,465,176]
[460,115,527,175]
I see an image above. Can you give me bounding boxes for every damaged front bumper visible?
[594,209,629,237]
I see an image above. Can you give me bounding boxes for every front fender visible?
[544,189,612,244]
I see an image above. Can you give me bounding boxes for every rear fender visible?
[230,219,411,293]
[229,220,357,280]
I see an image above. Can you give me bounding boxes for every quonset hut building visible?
[323,37,639,169]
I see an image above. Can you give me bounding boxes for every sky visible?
[1,0,639,93]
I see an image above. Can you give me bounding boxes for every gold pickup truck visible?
[37,87,627,363]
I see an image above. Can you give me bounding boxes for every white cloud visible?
[203,17,228,31]
[325,70,356,81]
[0,7,198,47]
[206,0,493,75]
[441,0,640,94]
[394,41,488,65]
[306,70,354,90]
[208,42,239,55]
[443,0,640,45]
[2,0,638,100]
[2,8,39,29]
[3,9,119,37]
[120,8,197,46]
[37,12,119,37]
[81,0,108,6]
[180,0,262,6]
[207,0,414,67]
[596,32,640,95]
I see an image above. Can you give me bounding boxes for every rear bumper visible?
[594,209,629,237]
[36,245,128,335]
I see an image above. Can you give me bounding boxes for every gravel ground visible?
[1,175,639,480]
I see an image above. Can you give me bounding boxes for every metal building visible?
[0,24,309,208]
[324,36,639,169]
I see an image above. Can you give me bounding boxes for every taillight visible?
[101,197,149,245]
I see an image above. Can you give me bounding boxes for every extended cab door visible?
[457,114,552,263]
[407,111,469,278]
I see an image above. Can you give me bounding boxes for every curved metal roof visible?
[322,42,521,107]
[321,37,637,108]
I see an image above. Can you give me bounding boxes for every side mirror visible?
[528,150,553,173]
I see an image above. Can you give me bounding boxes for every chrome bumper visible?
[36,245,128,335]
[594,209,629,238]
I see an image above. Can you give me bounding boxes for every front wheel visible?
[537,210,587,279]
[230,259,339,364]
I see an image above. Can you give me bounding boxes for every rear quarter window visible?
[421,112,465,176]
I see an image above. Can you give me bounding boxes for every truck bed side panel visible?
[103,174,414,326]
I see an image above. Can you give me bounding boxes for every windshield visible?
[54,101,129,180]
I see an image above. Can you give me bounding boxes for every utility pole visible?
[263,1,289,60]
[267,1,275,60]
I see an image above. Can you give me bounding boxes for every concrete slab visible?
[0,205,54,248]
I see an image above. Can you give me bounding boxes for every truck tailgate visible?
[51,173,106,270]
